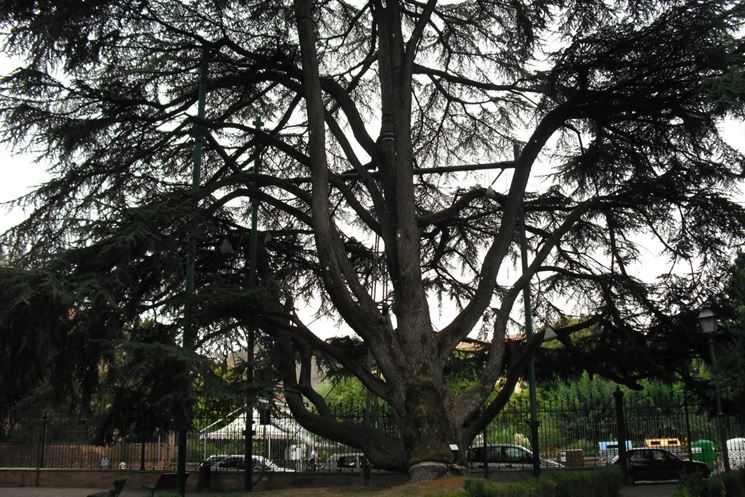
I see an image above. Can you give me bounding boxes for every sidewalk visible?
[0,483,678,497]
[0,489,154,497]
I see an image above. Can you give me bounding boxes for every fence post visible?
[120,438,128,469]
[683,385,694,462]
[613,388,628,484]
[482,425,488,478]
[35,412,48,487]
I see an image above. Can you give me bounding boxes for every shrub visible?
[551,466,621,497]
[673,471,710,497]
[673,469,745,497]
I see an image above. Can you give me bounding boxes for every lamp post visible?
[178,47,210,496]
[514,143,540,478]
[244,116,264,492]
[683,376,694,463]
[698,308,730,472]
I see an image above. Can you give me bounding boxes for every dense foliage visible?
[673,469,745,497]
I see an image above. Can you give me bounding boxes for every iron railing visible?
[2,395,744,473]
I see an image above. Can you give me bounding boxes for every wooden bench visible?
[142,472,187,497]
[86,478,126,497]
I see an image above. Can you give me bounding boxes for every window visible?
[504,447,531,463]
[651,450,672,462]
[489,447,505,463]
[629,451,649,463]
[338,456,359,468]
[220,457,246,470]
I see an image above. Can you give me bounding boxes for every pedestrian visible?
[307,446,317,472]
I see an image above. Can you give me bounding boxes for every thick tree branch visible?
[437,102,574,357]
[418,187,503,227]
[294,0,390,352]
[413,63,541,93]
[263,309,393,402]
[272,325,406,471]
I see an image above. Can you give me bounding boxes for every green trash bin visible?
[691,439,716,470]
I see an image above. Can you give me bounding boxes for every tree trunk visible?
[401,382,466,480]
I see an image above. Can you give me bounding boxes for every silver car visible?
[467,444,563,471]
[322,452,369,472]
[210,454,295,472]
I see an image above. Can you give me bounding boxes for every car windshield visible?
[468,445,535,464]
[338,456,359,467]
[504,447,531,463]
[651,450,676,461]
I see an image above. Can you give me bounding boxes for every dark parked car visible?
[612,448,710,483]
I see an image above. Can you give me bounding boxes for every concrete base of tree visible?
[407,462,467,481]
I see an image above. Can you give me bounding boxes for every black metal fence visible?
[3,392,744,473]
[487,393,745,469]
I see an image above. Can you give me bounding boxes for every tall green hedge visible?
[462,467,622,497]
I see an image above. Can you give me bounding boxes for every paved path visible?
[0,483,678,497]
[0,489,153,497]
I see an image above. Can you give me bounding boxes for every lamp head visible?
[698,308,718,334]
[219,238,235,254]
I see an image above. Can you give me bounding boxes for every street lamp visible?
[698,308,717,334]
[515,143,540,478]
[698,307,731,472]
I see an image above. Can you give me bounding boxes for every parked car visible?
[207,454,295,472]
[611,448,710,483]
[467,444,564,471]
[199,454,228,469]
[322,452,369,472]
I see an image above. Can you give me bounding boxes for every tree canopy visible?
[1,0,744,479]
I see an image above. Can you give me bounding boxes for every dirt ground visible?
[0,479,465,497]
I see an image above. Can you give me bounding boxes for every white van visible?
[727,438,745,470]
